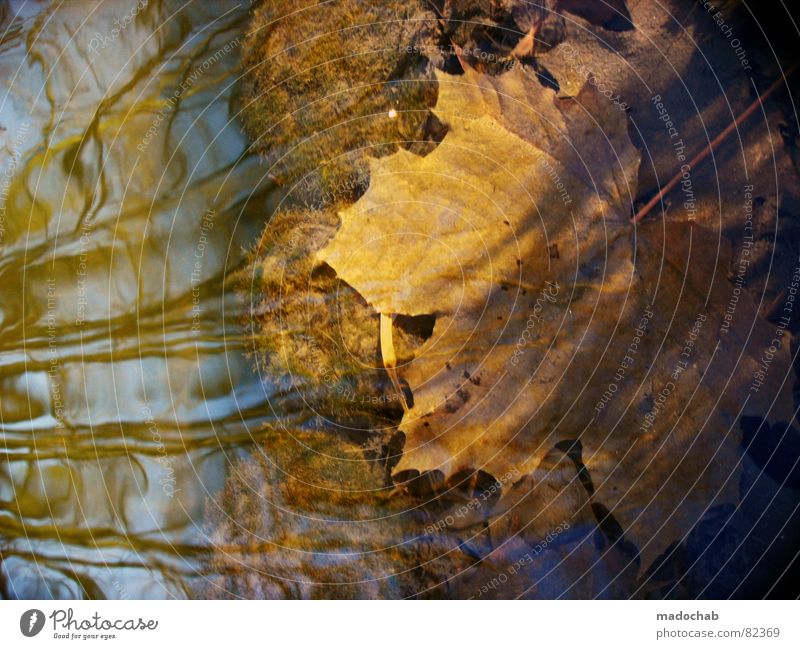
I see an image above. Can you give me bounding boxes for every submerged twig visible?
[631,62,799,224]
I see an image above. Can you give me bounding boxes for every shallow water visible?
[0,0,274,598]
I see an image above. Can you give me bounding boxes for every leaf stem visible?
[380,313,409,412]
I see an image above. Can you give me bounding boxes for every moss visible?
[240,0,440,199]
[202,428,481,598]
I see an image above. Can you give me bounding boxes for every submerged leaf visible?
[319,66,641,479]
[317,65,794,566]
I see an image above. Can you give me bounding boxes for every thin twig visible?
[631,62,798,224]
[449,37,468,71]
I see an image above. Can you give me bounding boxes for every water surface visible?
[0,0,273,598]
